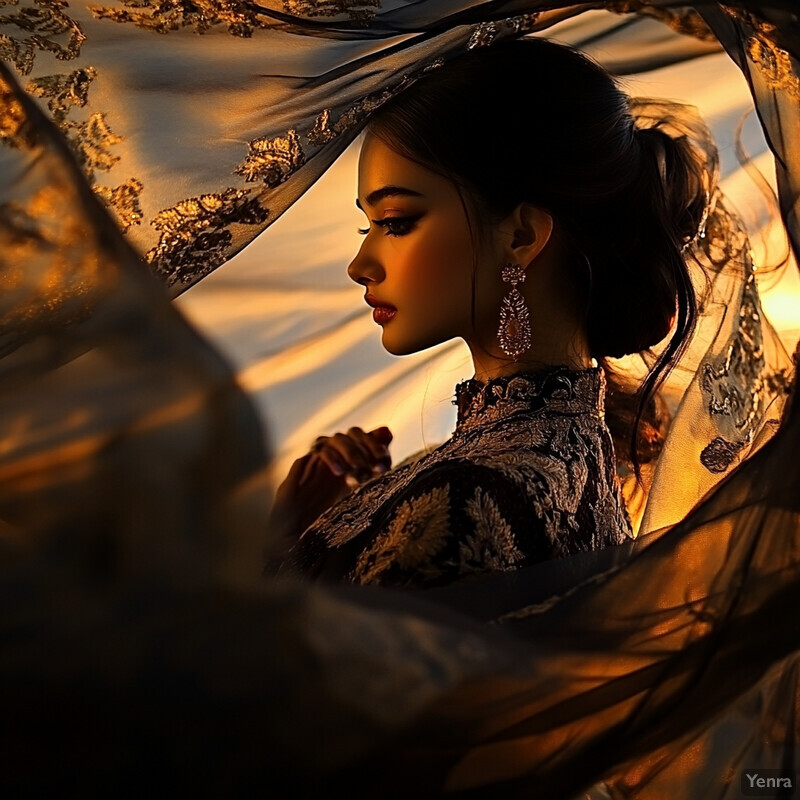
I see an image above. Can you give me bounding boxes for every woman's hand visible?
[267,426,393,549]
[304,425,393,486]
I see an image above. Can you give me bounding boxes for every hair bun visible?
[631,101,715,252]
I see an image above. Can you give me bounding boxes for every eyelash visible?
[357,215,421,238]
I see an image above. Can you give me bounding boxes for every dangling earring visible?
[497,262,532,360]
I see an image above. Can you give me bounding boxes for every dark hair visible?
[367,37,711,483]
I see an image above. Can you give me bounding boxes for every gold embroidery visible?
[235,128,305,187]
[306,108,335,147]
[145,188,270,286]
[301,365,632,584]
[352,484,450,585]
[722,5,800,99]
[26,67,96,121]
[0,33,35,74]
[0,71,102,352]
[746,35,800,99]
[607,1,717,43]
[307,91,392,146]
[461,488,523,572]
[94,178,143,233]
[467,14,540,50]
[283,0,380,22]
[305,59,444,146]
[700,241,789,472]
[0,71,27,145]
[24,67,144,232]
[66,112,121,177]
[700,437,747,473]
[467,21,498,50]
[0,0,85,75]
[89,0,273,37]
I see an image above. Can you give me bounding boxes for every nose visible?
[347,240,384,286]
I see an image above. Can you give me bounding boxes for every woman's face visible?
[348,133,500,356]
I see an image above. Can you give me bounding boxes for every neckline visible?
[453,364,605,432]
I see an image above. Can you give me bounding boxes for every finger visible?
[368,426,393,446]
[326,432,374,475]
[307,435,348,476]
[349,427,391,471]
[298,453,320,486]
[316,447,348,477]
[310,436,328,452]
[286,453,314,485]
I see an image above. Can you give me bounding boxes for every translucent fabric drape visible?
[3,1,800,798]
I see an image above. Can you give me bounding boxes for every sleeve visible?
[344,462,546,589]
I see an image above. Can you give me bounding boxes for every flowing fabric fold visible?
[3,2,800,798]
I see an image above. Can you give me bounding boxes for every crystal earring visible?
[497,262,532,360]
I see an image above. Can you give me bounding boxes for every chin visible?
[381,330,448,356]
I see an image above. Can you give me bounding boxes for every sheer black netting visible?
[2,2,800,797]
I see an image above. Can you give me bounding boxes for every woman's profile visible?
[268,38,709,587]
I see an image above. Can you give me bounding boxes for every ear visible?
[503,203,554,269]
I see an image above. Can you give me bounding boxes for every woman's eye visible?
[381,217,417,237]
[357,215,421,238]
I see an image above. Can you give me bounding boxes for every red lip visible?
[365,294,396,311]
[372,307,396,325]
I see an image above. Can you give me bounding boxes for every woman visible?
[270,38,707,587]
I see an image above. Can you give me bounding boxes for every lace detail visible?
[699,256,792,471]
[284,0,381,22]
[0,0,85,75]
[467,14,540,50]
[0,69,26,145]
[90,0,277,37]
[723,5,800,99]
[454,364,605,432]
[289,365,632,588]
[607,1,717,43]
[306,58,445,147]
[145,187,270,286]
[235,128,305,187]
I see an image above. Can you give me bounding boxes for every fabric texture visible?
[290,365,633,586]
[3,2,800,799]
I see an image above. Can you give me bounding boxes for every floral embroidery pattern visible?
[353,484,451,585]
[607,1,717,43]
[461,488,523,573]
[25,67,144,232]
[283,0,380,22]
[88,0,381,35]
[467,14,540,50]
[746,34,800,99]
[235,129,305,187]
[146,188,270,286]
[94,178,144,232]
[0,0,85,75]
[90,0,270,37]
[0,69,27,145]
[722,5,800,99]
[305,59,444,147]
[292,366,633,587]
[26,67,95,120]
[697,196,792,473]
[0,69,103,354]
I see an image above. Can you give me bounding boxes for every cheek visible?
[398,221,475,300]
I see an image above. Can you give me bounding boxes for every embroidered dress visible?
[290,365,633,587]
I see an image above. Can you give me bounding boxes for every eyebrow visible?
[355,185,424,210]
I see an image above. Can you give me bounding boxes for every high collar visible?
[454,364,605,432]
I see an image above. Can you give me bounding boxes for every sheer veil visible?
[3,2,800,797]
